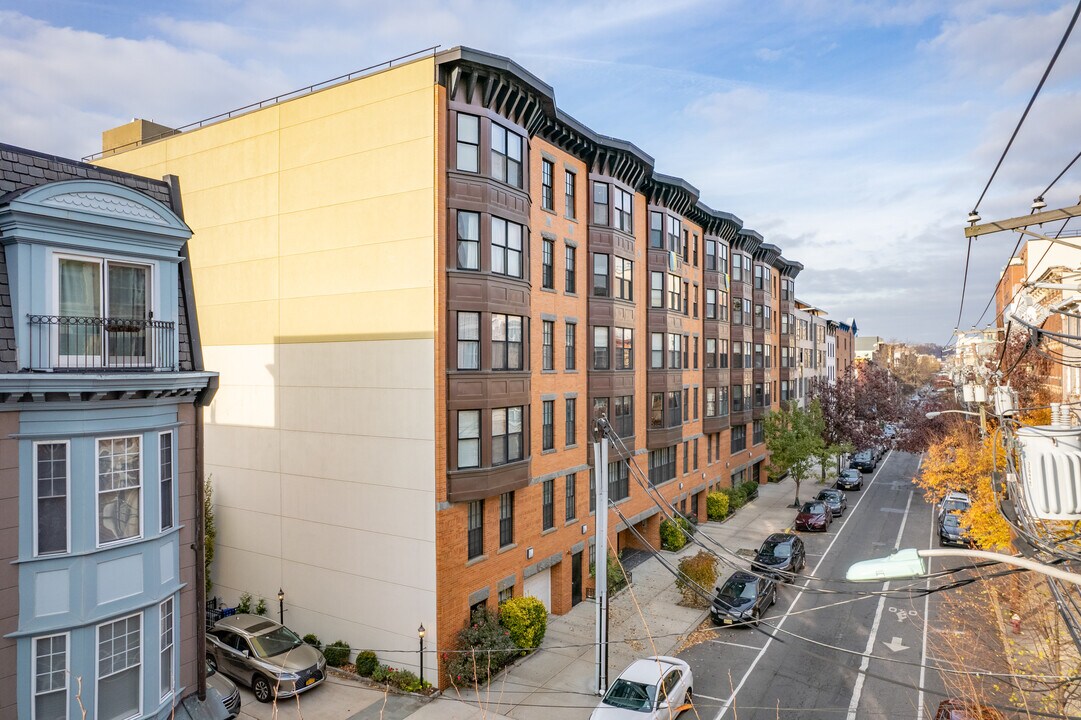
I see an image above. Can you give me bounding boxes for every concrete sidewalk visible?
[434,473,820,720]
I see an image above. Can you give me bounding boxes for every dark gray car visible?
[207,614,326,703]
[751,533,806,582]
[207,661,241,718]
[816,488,848,517]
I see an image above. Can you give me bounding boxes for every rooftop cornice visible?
[778,257,804,278]
[754,242,782,266]
[641,172,701,216]
[732,228,763,254]
[543,110,654,188]
[438,47,556,135]
[690,200,743,241]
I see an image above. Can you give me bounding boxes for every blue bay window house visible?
[0,144,217,720]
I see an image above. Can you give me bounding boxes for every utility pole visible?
[593,416,610,696]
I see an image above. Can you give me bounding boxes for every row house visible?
[0,145,217,720]
[94,47,813,685]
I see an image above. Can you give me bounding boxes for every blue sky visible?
[2,0,1080,343]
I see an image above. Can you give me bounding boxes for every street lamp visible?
[847,547,1081,587]
[277,588,284,625]
[417,624,426,686]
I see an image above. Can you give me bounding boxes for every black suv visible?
[751,533,806,581]
[850,451,876,472]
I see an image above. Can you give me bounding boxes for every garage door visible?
[523,567,551,611]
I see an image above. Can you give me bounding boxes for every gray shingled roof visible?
[0,143,196,372]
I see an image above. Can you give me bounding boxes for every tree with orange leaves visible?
[915,418,1011,550]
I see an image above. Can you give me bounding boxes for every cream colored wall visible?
[96,58,440,667]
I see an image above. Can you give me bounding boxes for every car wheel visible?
[753,609,761,627]
[252,674,274,703]
[206,654,218,674]
[684,687,693,712]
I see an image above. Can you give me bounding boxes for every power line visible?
[972,0,1081,212]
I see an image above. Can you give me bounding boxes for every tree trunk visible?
[793,476,801,508]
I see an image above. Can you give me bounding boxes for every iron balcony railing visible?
[26,314,176,371]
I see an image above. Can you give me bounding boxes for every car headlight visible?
[278,671,300,681]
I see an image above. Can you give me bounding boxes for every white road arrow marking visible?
[883,636,910,652]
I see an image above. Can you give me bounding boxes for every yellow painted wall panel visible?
[196,257,280,305]
[278,287,434,340]
[279,239,431,300]
[277,188,431,257]
[279,88,433,170]
[182,173,279,229]
[96,142,169,175]
[277,59,434,127]
[165,107,281,159]
[278,137,433,214]
[198,300,280,346]
[160,133,280,194]
[186,216,280,268]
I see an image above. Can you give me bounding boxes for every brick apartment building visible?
[94,47,833,684]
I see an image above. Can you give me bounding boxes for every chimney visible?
[101,118,177,157]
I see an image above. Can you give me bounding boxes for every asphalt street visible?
[679,450,960,720]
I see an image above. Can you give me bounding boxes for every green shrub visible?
[741,481,759,500]
[236,592,253,614]
[499,596,547,650]
[302,633,321,649]
[607,552,628,592]
[675,550,719,607]
[444,608,517,687]
[660,518,687,551]
[323,640,351,667]
[254,597,267,616]
[354,650,378,677]
[726,487,746,511]
[388,667,430,693]
[677,514,696,537]
[707,492,730,520]
[370,663,391,683]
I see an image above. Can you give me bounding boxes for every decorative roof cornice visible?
[754,242,781,266]
[689,201,743,241]
[542,110,654,188]
[641,172,700,215]
[778,257,804,278]
[731,228,763,254]
[439,47,556,135]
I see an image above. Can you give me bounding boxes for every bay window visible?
[491,124,523,187]
[492,406,524,465]
[491,217,523,278]
[97,614,141,720]
[457,411,480,469]
[35,441,68,555]
[456,211,480,270]
[97,436,141,546]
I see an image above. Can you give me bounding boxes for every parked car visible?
[751,533,806,581]
[850,451,876,472]
[794,501,832,532]
[934,699,1007,720]
[836,469,864,491]
[816,488,848,517]
[938,512,973,547]
[711,570,777,626]
[207,661,242,719]
[883,424,897,438]
[590,656,693,719]
[939,491,972,517]
[207,613,327,703]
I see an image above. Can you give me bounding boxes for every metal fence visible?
[26,314,175,371]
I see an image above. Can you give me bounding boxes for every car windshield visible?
[249,625,304,658]
[760,541,791,559]
[943,514,961,528]
[817,491,837,503]
[603,678,656,711]
[719,578,758,600]
[801,502,825,514]
[943,499,969,512]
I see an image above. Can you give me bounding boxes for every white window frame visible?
[51,251,158,369]
[96,435,143,549]
[159,597,175,703]
[32,632,69,720]
[96,612,143,720]
[33,440,70,557]
[158,431,174,532]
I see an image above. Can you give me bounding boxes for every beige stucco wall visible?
[96,58,440,667]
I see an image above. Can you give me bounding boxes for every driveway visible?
[235,672,388,719]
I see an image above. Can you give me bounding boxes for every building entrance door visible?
[571,551,583,606]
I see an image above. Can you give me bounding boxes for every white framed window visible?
[97,613,142,720]
[33,633,68,720]
[159,598,174,702]
[34,441,69,556]
[159,431,174,532]
[54,253,154,368]
[97,436,142,546]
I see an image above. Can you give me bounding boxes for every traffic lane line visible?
[844,485,915,720]
[709,449,897,720]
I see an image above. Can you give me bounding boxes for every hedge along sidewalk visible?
[441,476,799,720]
